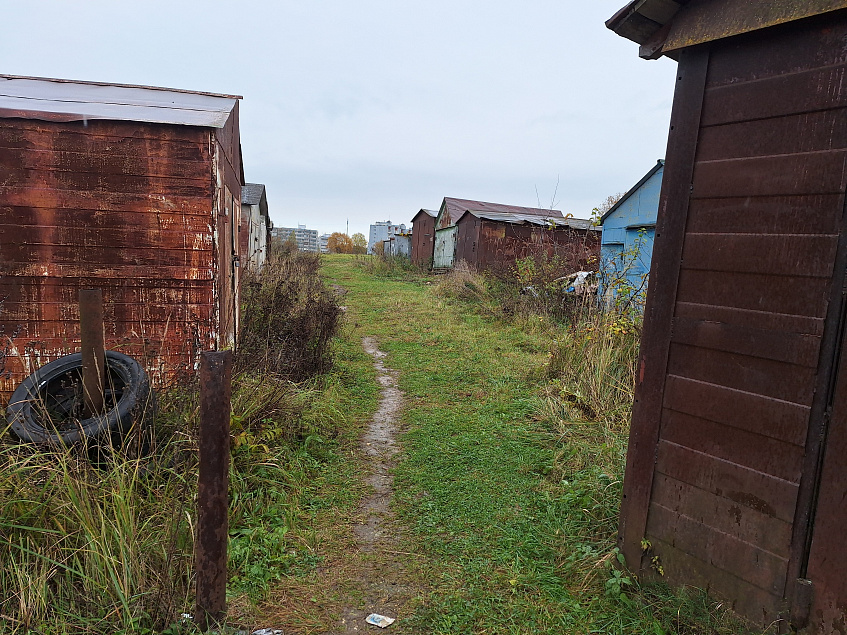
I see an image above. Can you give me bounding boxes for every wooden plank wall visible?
[0,118,217,401]
[630,15,847,624]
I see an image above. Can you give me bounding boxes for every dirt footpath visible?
[329,337,414,633]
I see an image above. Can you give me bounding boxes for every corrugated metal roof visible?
[0,75,239,128]
[241,183,266,206]
[441,197,564,227]
[460,209,596,230]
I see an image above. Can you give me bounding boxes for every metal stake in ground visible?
[196,350,233,632]
[79,289,106,416]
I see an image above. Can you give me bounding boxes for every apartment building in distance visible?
[368,221,407,254]
[272,224,319,252]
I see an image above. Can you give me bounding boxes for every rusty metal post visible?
[79,289,106,416]
[195,350,232,632]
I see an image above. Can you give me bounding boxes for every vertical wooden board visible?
[618,46,710,570]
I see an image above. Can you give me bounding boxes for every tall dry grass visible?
[0,249,345,633]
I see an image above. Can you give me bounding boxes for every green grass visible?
[321,254,759,635]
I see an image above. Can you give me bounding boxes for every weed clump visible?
[433,261,489,302]
[236,251,342,382]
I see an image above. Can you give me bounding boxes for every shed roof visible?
[241,183,266,206]
[441,197,563,227]
[607,0,847,59]
[458,209,596,231]
[600,159,664,225]
[0,75,240,128]
[411,208,438,223]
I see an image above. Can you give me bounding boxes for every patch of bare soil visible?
[258,336,420,634]
[333,337,415,633]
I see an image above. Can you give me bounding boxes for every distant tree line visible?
[327,232,367,254]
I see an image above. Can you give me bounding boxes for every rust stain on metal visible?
[0,80,243,402]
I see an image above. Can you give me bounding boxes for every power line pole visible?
[346,219,349,236]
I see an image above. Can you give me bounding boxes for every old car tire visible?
[6,351,155,449]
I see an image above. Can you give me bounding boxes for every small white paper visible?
[365,613,395,628]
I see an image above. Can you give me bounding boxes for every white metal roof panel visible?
[0,75,239,128]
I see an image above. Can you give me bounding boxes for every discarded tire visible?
[7,351,155,453]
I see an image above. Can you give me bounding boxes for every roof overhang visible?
[0,75,240,127]
[607,0,847,59]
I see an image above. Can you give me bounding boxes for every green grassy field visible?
[315,255,757,635]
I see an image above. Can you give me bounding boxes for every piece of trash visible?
[252,629,284,635]
[365,613,395,628]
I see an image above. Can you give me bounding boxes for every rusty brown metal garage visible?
[411,208,437,267]
[453,210,599,273]
[0,75,244,402]
[608,2,847,631]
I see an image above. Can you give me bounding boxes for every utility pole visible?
[346,218,349,236]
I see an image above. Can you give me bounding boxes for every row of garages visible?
[410,196,600,272]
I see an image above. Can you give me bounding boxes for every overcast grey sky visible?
[2,1,676,237]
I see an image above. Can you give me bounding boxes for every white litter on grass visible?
[251,629,284,635]
[365,613,395,628]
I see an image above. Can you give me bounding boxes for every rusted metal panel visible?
[0,112,229,402]
[434,196,564,231]
[452,213,600,272]
[411,209,437,267]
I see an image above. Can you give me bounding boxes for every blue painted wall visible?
[599,161,663,309]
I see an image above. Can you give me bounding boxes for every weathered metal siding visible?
[212,105,242,349]
[0,117,222,401]
[411,212,435,267]
[454,215,480,265]
[454,215,600,272]
[433,226,457,269]
[619,14,847,628]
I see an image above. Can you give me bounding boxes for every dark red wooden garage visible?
[608,2,847,631]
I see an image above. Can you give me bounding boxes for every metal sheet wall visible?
[433,226,457,269]
[454,215,600,272]
[0,118,221,401]
[411,213,435,267]
[620,14,847,627]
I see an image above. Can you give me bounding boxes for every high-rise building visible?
[272,224,319,252]
[368,221,407,254]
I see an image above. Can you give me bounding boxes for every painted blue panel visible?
[598,163,663,310]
